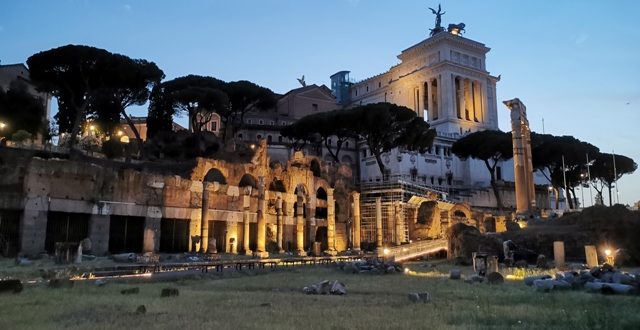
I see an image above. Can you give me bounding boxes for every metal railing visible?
[380,238,447,262]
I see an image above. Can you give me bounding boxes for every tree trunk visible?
[607,184,613,206]
[68,101,88,156]
[324,139,339,162]
[566,189,575,209]
[122,111,146,159]
[373,151,386,179]
[484,159,503,210]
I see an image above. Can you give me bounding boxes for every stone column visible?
[242,187,252,255]
[553,241,565,268]
[189,208,201,252]
[89,214,110,255]
[325,188,337,255]
[352,192,361,251]
[456,76,465,119]
[200,182,212,253]
[504,98,535,215]
[296,192,307,256]
[440,74,452,119]
[375,197,383,249]
[20,196,48,257]
[284,194,296,252]
[472,81,482,122]
[143,206,162,253]
[255,177,268,258]
[226,221,238,254]
[276,196,284,253]
[394,202,404,245]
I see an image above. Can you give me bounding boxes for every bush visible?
[101,139,124,159]
[79,135,101,152]
[11,130,32,143]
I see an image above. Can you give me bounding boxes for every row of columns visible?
[373,197,407,248]
[420,74,485,124]
[199,182,363,257]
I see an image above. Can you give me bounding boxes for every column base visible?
[324,249,338,256]
[277,249,285,254]
[244,250,253,256]
[254,251,270,258]
[296,250,307,257]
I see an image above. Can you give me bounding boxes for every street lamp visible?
[547,185,553,210]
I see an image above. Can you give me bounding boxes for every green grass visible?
[1,261,639,329]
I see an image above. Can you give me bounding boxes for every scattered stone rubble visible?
[525,264,639,295]
[303,280,346,295]
[336,259,403,274]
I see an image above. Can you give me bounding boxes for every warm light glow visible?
[120,136,130,144]
[250,144,256,149]
[383,248,390,255]
[89,125,96,131]
[548,186,553,191]
[404,267,410,274]
[605,249,611,256]
[0,122,5,129]
[402,248,407,252]
[117,130,124,136]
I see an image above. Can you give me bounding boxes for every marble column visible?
[255,178,268,258]
[296,192,306,256]
[200,182,212,253]
[375,197,383,248]
[275,196,284,253]
[325,188,337,255]
[143,206,162,253]
[284,194,295,252]
[227,221,238,254]
[456,76,465,119]
[352,192,361,251]
[394,201,404,245]
[242,187,252,255]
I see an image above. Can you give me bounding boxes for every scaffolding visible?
[359,177,447,245]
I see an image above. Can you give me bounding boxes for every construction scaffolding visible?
[359,177,447,246]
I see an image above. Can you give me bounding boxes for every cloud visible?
[575,34,588,45]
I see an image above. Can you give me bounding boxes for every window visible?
[345,141,349,148]
[257,134,262,140]
[312,104,318,111]
[278,136,283,143]
[238,133,243,139]
[259,120,264,125]
[328,139,332,146]
[247,119,252,124]
[366,85,369,92]
[211,121,217,131]
[361,149,367,158]
[378,81,381,88]
[267,135,272,142]
[270,121,274,125]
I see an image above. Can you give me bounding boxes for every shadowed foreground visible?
[1,263,639,329]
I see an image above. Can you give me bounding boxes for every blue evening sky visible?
[1,0,639,205]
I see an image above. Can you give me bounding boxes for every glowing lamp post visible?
[0,122,6,142]
[604,249,614,265]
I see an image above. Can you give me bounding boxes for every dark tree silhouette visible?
[531,133,599,209]
[0,83,47,139]
[451,130,513,210]
[590,152,637,206]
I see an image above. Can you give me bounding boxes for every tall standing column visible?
[325,188,337,255]
[352,192,361,251]
[284,195,295,252]
[296,192,307,256]
[504,98,535,215]
[454,77,465,119]
[375,197,383,249]
[226,221,238,254]
[394,201,405,245]
[200,182,212,253]
[243,187,252,255]
[255,177,268,258]
[276,196,284,253]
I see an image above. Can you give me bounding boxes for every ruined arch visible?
[268,180,286,193]
[417,201,438,226]
[484,217,497,233]
[238,173,258,189]
[450,204,472,225]
[315,187,328,219]
[203,168,226,184]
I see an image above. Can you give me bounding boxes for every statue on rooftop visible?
[429,4,446,36]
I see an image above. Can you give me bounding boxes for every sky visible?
[1,0,639,206]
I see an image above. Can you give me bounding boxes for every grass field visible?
[1,261,640,329]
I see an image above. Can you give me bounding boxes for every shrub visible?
[79,135,102,152]
[101,139,124,159]
[11,130,32,143]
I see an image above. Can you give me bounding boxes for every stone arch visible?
[203,168,226,184]
[417,201,438,226]
[450,204,472,225]
[268,179,286,193]
[238,173,257,189]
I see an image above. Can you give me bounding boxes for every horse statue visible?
[447,23,466,35]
